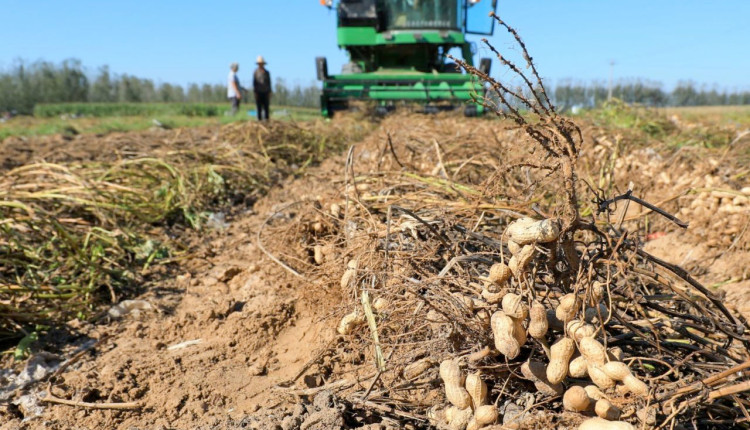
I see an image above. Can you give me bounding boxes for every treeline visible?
[0,59,321,115]
[553,79,750,110]
[4,59,748,115]
[273,78,321,109]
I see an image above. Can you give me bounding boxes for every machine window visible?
[381,0,462,30]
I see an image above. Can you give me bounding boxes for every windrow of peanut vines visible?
[0,118,371,344]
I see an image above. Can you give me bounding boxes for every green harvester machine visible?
[317,0,498,117]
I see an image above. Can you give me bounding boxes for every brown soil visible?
[1,115,748,429]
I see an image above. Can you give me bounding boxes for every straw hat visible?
[256,55,267,65]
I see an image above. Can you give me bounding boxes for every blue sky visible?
[2,1,749,91]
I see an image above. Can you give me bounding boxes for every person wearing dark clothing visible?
[253,56,272,121]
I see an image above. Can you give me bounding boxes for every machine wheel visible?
[464,105,479,117]
[374,106,390,117]
[325,100,349,118]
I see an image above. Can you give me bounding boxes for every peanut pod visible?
[590,281,605,305]
[556,293,580,323]
[567,319,596,342]
[446,406,473,430]
[426,405,446,426]
[520,360,563,396]
[578,417,635,430]
[313,245,324,265]
[481,287,506,304]
[601,361,649,397]
[491,311,525,359]
[475,309,491,329]
[507,239,521,255]
[440,359,472,409]
[607,347,624,362]
[588,365,616,390]
[563,386,592,412]
[584,385,606,401]
[337,310,364,335]
[340,259,358,289]
[486,263,512,288]
[508,244,536,279]
[528,301,549,339]
[578,336,607,366]
[330,203,341,218]
[372,297,389,312]
[501,293,528,320]
[465,372,488,409]
[547,337,575,384]
[403,357,435,380]
[595,398,621,421]
[506,217,560,245]
[453,293,475,313]
[569,356,589,378]
[467,405,498,430]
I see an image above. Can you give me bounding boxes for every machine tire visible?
[464,105,479,117]
[320,94,333,118]
[374,106,390,117]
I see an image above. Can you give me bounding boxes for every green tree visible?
[158,83,184,102]
[90,66,115,102]
[212,84,226,101]
[187,83,201,102]
[200,83,214,102]
[672,81,698,106]
[59,59,89,102]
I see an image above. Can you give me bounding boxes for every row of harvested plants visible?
[0,119,368,341]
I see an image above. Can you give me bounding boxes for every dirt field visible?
[1,111,749,429]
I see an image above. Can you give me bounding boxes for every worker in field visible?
[253,56,272,121]
[227,62,243,115]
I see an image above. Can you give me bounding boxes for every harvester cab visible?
[316,0,497,117]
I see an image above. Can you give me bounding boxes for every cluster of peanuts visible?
[443,218,645,429]
[335,217,650,429]
[678,181,750,248]
[614,150,749,249]
[428,359,499,430]
[597,141,749,249]
[336,292,389,335]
